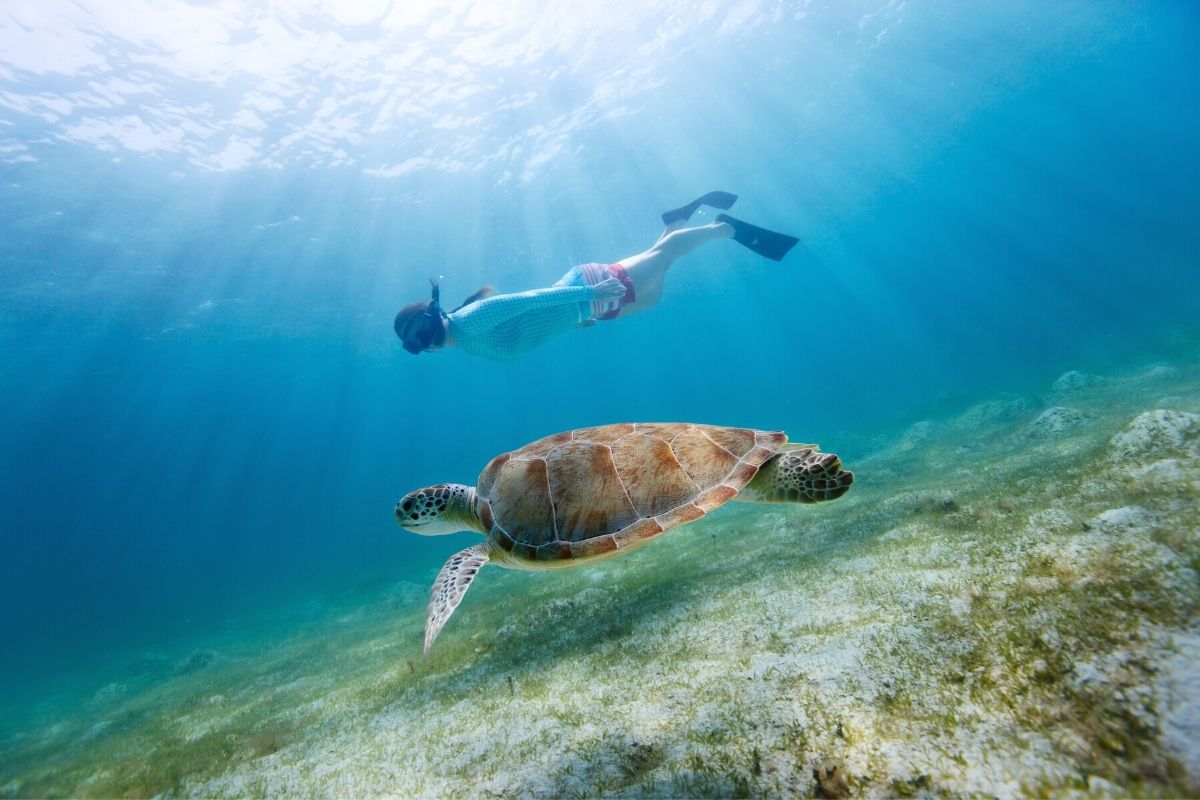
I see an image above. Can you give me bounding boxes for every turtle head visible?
[394,483,482,535]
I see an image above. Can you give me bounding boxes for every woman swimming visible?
[394,191,799,362]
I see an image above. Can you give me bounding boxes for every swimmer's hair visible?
[393,300,431,340]
[452,285,496,312]
[393,285,496,350]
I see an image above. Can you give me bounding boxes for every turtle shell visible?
[475,423,787,564]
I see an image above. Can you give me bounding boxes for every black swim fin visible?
[716,213,799,262]
[661,190,738,226]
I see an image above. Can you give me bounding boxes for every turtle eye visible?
[402,499,414,512]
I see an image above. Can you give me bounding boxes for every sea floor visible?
[2,356,1199,798]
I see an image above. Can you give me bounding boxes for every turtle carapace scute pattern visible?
[477,423,787,562]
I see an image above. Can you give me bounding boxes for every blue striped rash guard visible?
[446,284,596,362]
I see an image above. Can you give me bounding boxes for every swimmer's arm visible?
[448,285,594,331]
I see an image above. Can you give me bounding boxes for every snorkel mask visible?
[399,278,447,354]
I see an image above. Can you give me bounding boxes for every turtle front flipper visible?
[737,447,854,504]
[425,544,490,656]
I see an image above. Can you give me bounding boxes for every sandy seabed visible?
[3,357,1199,798]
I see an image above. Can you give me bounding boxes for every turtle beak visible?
[394,487,463,536]
[394,490,439,533]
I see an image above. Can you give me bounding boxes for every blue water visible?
[0,0,1197,707]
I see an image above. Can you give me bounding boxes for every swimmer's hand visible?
[592,277,627,303]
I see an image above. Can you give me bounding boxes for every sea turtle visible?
[395,422,854,655]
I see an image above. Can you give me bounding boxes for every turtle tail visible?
[737,447,854,504]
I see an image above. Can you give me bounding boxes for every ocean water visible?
[1,1,1198,796]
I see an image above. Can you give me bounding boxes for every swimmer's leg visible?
[619,222,735,313]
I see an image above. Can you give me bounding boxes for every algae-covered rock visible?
[1088,505,1154,536]
[1145,364,1177,380]
[895,420,935,452]
[1025,406,1088,439]
[956,395,1036,428]
[1156,631,1200,781]
[1110,410,1200,461]
[1129,458,1198,491]
[1051,369,1102,394]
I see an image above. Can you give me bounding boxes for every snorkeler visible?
[393,191,799,362]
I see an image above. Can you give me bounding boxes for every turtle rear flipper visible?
[737,447,854,504]
[425,544,490,656]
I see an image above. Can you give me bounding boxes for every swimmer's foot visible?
[715,213,800,262]
[661,190,738,226]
